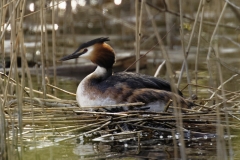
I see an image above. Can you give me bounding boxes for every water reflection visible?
[22,137,222,159]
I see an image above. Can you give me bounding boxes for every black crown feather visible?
[78,37,110,50]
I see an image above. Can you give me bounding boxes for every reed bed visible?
[1,0,240,159]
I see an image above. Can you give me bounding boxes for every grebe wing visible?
[107,72,182,96]
[126,88,187,106]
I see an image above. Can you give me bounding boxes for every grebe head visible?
[60,37,115,69]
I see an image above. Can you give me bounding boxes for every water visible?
[21,135,240,159]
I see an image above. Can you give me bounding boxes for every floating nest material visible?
[4,94,239,148]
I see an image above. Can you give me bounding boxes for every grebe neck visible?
[90,66,112,81]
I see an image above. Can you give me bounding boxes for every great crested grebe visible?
[60,37,191,111]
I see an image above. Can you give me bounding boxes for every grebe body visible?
[60,37,190,111]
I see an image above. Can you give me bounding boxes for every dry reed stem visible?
[75,111,128,116]
[78,102,144,109]
[0,72,60,99]
[135,0,140,73]
[40,0,46,98]
[0,0,7,76]
[8,1,23,158]
[60,119,111,134]
[52,0,57,96]
[146,3,186,159]
[22,97,76,103]
[0,0,21,41]
[93,130,141,142]
[154,60,166,77]
[134,0,145,73]
[188,83,240,97]
[177,0,204,96]
[1,9,21,118]
[124,23,176,72]
[195,0,206,95]
[17,2,27,158]
[1,6,21,159]
[215,43,225,108]
[57,120,111,143]
[209,74,238,100]
[47,83,76,96]
[206,1,228,90]
[7,125,79,139]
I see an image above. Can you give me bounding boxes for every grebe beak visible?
[59,48,88,61]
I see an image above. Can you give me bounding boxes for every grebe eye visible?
[84,48,88,52]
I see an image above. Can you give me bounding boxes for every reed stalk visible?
[177,0,204,96]
[0,0,7,158]
[145,4,186,159]
[0,0,7,78]
[124,23,176,72]
[135,0,140,73]
[9,1,19,158]
[195,0,205,95]
[154,60,165,77]
[0,72,60,99]
[44,5,49,78]
[206,1,228,82]
[52,0,57,96]
[40,0,46,98]
[207,2,230,159]
[17,0,27,159]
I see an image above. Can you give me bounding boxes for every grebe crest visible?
[60,37,192,111]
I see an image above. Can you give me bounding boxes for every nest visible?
[4,96,239,148]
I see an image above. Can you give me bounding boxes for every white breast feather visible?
[76,74,117,108]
